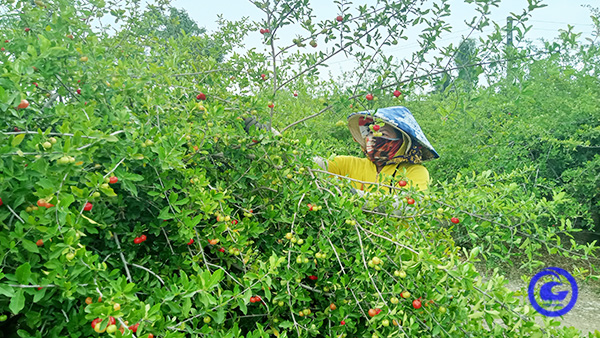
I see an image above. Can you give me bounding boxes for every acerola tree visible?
[0,0,597,338]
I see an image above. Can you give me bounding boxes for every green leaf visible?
[21,240,39,254]
[237,297,247,315]
[15,263,31,284]
[214,307,225,324]
[9,289,25,314]
[12,134,25,147]
[0,284,15,297]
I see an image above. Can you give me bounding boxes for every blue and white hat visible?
[347,106,439,162]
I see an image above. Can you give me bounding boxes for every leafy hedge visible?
[0,1,598,338]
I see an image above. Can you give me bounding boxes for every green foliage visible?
[0,0,598,338]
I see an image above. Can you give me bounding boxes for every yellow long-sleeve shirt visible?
[327,156,430,192]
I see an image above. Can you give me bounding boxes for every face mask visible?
[364,135,403,167]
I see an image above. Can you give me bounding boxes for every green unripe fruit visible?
[302,258,309,264]
[439,306,447,314]
[66,253,75,261]
[203,316,211,323]
[382,319,390,327]
[390,297,399,304]
[49,137,57,144]
[297,239,304,245]
[106,325,117,334]
[278,301,285,306]
[296,256,302,264]
[0,315,7,322]
[42,142,52,149]
[92,192,101,198]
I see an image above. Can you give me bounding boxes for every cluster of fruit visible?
[367,256,384,269]
[307,203,321,211]
[133,234,147,244]
[284,232,305,245]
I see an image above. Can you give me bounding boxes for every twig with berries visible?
[167,273,270,330]
[286,281,303,336]
[354,223,387,305]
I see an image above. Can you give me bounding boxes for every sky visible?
[167,0,597,80]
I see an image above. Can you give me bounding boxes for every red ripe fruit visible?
[231,219,238,225]
[412,299,422,309]
[148,334,154,338]
[25,28,30,32]
[1,47,5,52]
[260,29,265,34]
[37,287,42,290]
[109,176,118,184]
[264,29,270,33]
[4,40,8,43]
[134,237,142,244]
[372,124,380,131]
[268,103,274,108]
[261,73,266,78]
[33,82,38,87]
[0,197,2,206]
[293,91,298,97]
[398,180,407,187]
[36,239,43,246]
[451,217,460,224]
[340,320,346,325]
[393,90,402,97]
[91,318,102,329]
[76,89,81,95]
[308,275,318,281]
[407,198,415,205]
[368,308,378,317]
[196,92,206,100]
[365,94,374,101]
[83,202,93,211]
[108,316,116,325]
[187,238,194,245]
[250,296,256,303]
[17,99,29,109]
[307,203,313,211]
[129,323,139,333]
[336,15,343,22]
[140,234,147,241]
[219,247,225,253]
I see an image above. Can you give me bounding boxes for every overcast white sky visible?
[168,0,596,79]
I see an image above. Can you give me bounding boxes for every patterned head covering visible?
[347,106,439,164]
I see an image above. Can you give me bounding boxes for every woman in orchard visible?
[315,106,439,192]
[245,106,438,191]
